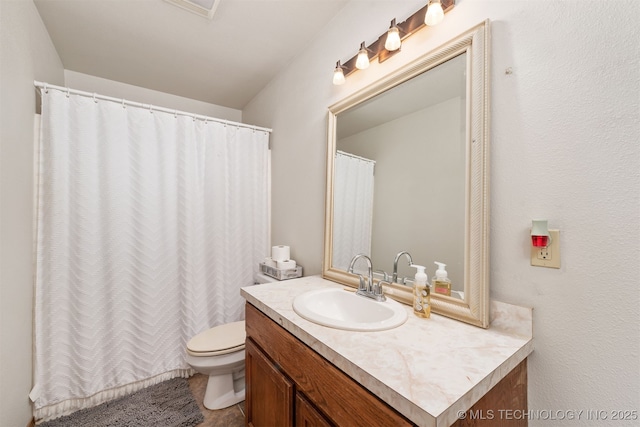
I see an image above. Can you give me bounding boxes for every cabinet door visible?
[295,393,333,427]
[246,338,294,427]
[246,303,414,427]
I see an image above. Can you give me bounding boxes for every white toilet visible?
[186,321,246,410]
[186,273,276,410]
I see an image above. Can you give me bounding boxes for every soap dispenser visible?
[410,264,430,318]
[432,262,452,296]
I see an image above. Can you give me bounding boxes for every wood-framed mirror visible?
[323,21,490,328]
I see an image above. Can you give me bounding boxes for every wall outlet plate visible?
[530,229,560,268]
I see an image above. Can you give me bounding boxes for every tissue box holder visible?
[259,262,303,280]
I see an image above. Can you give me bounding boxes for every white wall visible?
[65,70,242,122]
[243,0,640,425]
[0,1,64,426]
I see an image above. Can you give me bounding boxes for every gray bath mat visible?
[39,377,204,427]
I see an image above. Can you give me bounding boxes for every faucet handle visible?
[357,275,367,292]
[374,269,389,281]
[375,280,390,300]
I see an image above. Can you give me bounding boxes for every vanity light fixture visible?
[384,19,402,52]
[531,219,551,247]
[333,61,346,85]
[355,42,371,70]
[425,0,445,26]
[331,0,455,85]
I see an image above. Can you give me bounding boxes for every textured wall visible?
[243,0,640,425]
[0,1,64,426]
[64,70,242,122]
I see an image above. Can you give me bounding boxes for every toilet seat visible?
[187,321,246,357]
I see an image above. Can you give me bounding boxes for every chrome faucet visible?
[392,251,413,284]
[347,254,386,302]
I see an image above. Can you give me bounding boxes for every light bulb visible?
[355,42,370,70]
[425,0,444,26]
[333,61,345,85]
[384,19,401,51]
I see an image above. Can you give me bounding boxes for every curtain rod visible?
[336,150,376,164]
[34,81,273,134]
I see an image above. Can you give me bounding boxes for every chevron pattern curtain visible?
[32,88,269,421]
[332,151,375,272]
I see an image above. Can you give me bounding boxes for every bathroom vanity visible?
[242,276,533,427]
[242,21,508,427]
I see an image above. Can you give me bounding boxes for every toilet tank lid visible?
[187,320,246,353]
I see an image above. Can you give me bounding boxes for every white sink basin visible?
[292,288,408,332]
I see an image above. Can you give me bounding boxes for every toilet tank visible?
[255,273,278,284]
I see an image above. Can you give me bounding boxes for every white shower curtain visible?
[33,88,269,420]
[332,151,375,271]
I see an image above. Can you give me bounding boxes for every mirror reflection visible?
[332,52,467,294]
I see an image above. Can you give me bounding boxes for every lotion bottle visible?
[432,262,452,296]
[410,264,430,318]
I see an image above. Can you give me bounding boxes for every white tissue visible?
[277,259,296,270]
[264,257,277,268]
[271,245,290,261]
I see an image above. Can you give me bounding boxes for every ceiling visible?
[34,0,348,110]
[337,52,466,139]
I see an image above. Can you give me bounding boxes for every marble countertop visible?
[241,275,533,427]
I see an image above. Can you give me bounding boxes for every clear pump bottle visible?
[432,262,451,296]
[410,264,430,318]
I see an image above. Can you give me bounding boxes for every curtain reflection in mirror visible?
[332,151,375,272]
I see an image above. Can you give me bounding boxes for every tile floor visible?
[188,374,245,427]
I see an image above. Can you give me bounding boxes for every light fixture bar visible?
[339,0,455,78]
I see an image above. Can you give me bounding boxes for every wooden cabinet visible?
[450,359,528,427]
[246,338,294,427]
[245,302,413,427]
[245,302,528,427]
[295,393,332,427]
[246,337,331,427]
